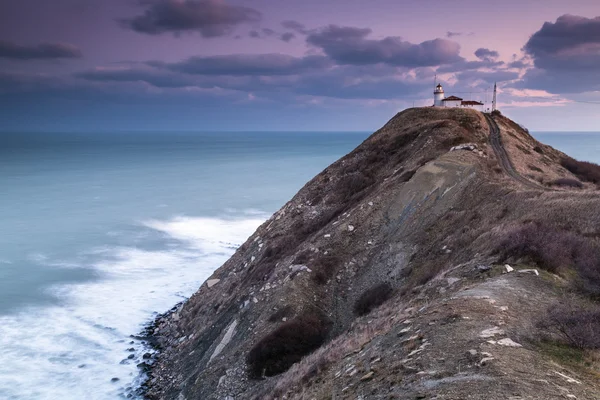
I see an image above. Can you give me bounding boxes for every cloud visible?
[280,32,295,42]
[474,48,499,61]
[281,20,308,35]
[446,31,474,38]
[75,67,198,88]
[519,15,600,93]
[0,40,82,60]
[121,0,261,37]
[306,25,462,67]
[436,59,504,74]
[158,53,332,76]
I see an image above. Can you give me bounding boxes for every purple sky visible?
[1,0,599,131]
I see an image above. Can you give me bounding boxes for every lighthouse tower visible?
[434,83,445,107]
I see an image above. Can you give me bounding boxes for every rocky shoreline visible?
[136,301,186,398]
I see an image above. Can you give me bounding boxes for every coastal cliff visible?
[145,108,600,399]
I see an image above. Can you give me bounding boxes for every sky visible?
[1,0,599,132]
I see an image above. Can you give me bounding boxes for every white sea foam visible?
[0,214,266,400]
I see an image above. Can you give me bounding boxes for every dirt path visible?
[484,113,547,191]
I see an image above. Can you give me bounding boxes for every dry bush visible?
[552,178,583,188]
[498,223,600,296]
[268,303,398,399]
[312,255,342,285]
[539,300,600,350]
[333,172,374,204]
[246,313,331,378]
[354,283,393,316]
[528,164,543,173]
[533,145,544,154]
[561,157,600,185]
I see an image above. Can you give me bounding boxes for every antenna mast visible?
[492,82,497,112]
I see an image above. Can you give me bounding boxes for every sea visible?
[0,130,598,399]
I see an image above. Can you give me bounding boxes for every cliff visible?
[145,108,600,400]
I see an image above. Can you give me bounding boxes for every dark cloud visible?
[306,25,461,67]
[436,59,504,74]
[281,20,308,35]
[507,60,528,69]
[524,14,600,58]
[157,53,332,76]
[249,30,260,38]
[474,48,499,61]
[446,31,474,38]
[280,32,295,42]
[121,0,261,37]
[0,40,82,60]
[519,15,600,93]
[76,67,198,88]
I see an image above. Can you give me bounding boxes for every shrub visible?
[497,223,600,296]
[354,283,393,316]
[551,178,583,188]
[333,172,374,204]
[539,301,600,350]
[533,145,544,154]
[312,255,342,285]
[561,157,600,185]
[528,164,544,173]
[246,313,331,378]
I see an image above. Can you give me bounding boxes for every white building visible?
[433,83,484,111]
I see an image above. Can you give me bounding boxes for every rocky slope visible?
[145,108,600,400]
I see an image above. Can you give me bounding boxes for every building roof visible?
[442,95,463,101]
[461,100,484,106]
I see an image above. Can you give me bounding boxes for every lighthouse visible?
[434,83,445,107]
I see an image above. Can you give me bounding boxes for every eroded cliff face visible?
[145,108,600,400]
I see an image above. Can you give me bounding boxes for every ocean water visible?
[0,131,369,400]
[0,129,597,399]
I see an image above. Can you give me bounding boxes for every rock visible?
[496,338,522,347]
[450,143,477,152]
[289,264,311,273]
[111,377,120,382]
[128,354,135,359]
[324,234,331,238]
[143,353,152,359]
[479,357,494,366]
[467,349,478,357]
[360,371,375,381]
[477,265,491,272]
[553,371,581,384]
[368,202,374,206]
[505,264,514,273]
[480,327,505,338]
[348,225,355,232]
[518,269,539,276]
[207,279,221,288]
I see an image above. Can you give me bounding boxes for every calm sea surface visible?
[0,130,597,399]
